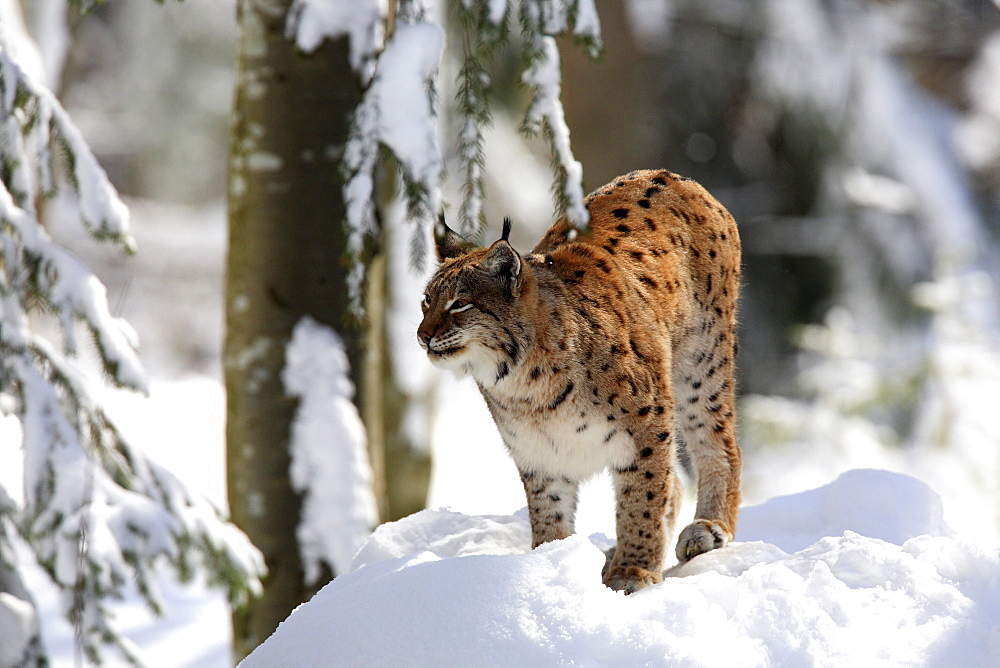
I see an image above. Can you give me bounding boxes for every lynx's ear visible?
[483,237,523,295]
[435,214,476,261]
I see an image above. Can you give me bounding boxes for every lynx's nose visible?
[416,323,433,350]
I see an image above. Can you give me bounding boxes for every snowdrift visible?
[241,470,999,666]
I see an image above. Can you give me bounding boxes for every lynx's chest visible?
[482,378,636,481]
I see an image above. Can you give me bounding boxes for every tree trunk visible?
[225,1,364,659]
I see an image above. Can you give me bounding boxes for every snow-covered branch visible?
[343,7,445,309]
[286,0,385,78]
[518,0,600,230]
[324,0,602,310]
[0,38,265,667]
[453,0,509,240]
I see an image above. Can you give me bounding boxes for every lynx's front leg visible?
[520,471,580,548]
[603,429,682,594]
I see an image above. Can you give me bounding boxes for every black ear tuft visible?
[435,214,476,261]
[501,217,513,243]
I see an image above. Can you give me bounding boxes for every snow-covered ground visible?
[241,469,999,667]
[15,368,997,667]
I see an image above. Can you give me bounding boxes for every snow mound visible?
[241,470,1000,667]
[738,468,953,553]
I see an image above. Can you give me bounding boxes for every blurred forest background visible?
[46,0,1000,392]
[40,0,1000,588]
[8,0,1000,663]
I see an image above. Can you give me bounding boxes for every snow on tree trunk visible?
[283,317,378,583]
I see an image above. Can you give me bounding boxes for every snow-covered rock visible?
[241,469,1000,667]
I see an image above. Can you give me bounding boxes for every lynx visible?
[417,169,741,593]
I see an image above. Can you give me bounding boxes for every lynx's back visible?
[418,169,742,594]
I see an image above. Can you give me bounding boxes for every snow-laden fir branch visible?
[1,46,132,250]
[342,3,445,311]
[0,43,265,666]
[452,0,510,241]
[283,317,378,583]
[309,0,601,312]
[518,0,601,230]
[0,181,145,390]
[1,286,265,664]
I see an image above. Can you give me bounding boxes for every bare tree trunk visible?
[225,1,364,659]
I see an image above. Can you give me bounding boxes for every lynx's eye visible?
[449,299,474,314]
[421,294,432,310]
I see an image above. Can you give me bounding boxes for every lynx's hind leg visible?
[520,471,580,548]
[672,323,742,562]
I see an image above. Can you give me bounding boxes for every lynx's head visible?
[417,218,532,387]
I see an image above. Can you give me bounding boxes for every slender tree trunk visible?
[225,1,364,659]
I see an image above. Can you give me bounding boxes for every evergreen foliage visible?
[0,39,264,668]
[342,0,602,311]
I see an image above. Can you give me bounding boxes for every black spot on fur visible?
[640,447,653,458]
[651,176,667,186]
[615,224,630,234]
[638,199,651,209]
[638,276,657,288]
[644,218,656,231]
[657,432,669,441]
[637,406,651,416]
[548,381,574,410]
[612,208,629,219]
[645,187,660,198]
[629,251,644,261]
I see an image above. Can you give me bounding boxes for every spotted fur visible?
[417,169,742,593]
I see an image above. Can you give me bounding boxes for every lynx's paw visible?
[602,564,663,594]
[675,520,732,562]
